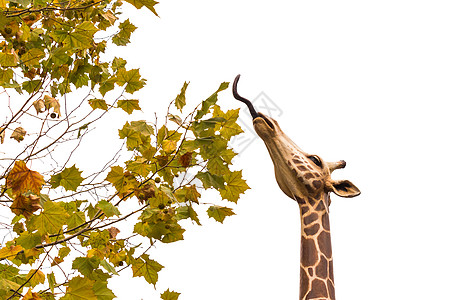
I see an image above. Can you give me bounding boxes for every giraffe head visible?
[233,75,360,200]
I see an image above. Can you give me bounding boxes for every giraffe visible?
[232,75,360,300]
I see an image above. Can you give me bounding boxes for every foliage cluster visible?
[0,0,249,299]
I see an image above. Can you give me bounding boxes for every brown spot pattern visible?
[304,223,320,236]
[318,231,332,259]
[301,237,318,267]
[303,213,318,225]
[307,279,328,298]
[327,279,335,300]
[304,173,315,179]
[300,268,309,300]
[312,180,322,189]
[316,255,328,279]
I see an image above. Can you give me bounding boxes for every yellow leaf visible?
[0,244,23,260]
[162,140,177,153]
[25,269,45,287]
[7,161,44,195]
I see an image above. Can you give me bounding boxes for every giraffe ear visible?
[330,180,361,198]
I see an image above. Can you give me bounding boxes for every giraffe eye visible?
[309,155,322,168]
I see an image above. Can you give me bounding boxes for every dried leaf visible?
[33,99,45,114]
[43,95,61,117]
[108,227,120,239]
[0,127,4,144]
[7,161,44,195]
[10,127,26,142]
[10,194,42,219]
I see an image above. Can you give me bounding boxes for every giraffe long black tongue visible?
[232,74,259,120]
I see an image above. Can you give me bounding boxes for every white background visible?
[104,0,450,299]
[2,0,449,299]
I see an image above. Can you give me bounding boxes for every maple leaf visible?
[123,0,159,16]
[207,205,235,223]
[131,254,163,286]
[61,276,96,300]
[96,200,120,217]
[10,194,42,219]
[116,68,146,94]
[7,161,44,195]
[219,170,250,203]
[50,165,84,192]
[117,99,141,114]
[27,201,69,234]
[88,98,108,110]
[161,289,181,300]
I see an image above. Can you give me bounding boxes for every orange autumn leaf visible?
[10,194,42,219]
[7,161,45,195]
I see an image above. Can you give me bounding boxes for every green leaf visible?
[207,205,235,223]
[21,48,45,67]
[93,281,116,300]
[131,254,163,286]
[50,165,84,192]
[118,122,142,149]
[0,52,18,67]
[127,158,151,177]
[129,120,154,136]
[15,231,42,249]
[88,98,108,110]
[72,256,100,277]
[61,276,96,300]
[219,170,250,203]
[116,68,146,94]
[99,78,116,96]
[112,19,137,46]
[100,259,118,275]
[0,278,21,298]
[27,201,68,234]
[0,68,13,85]
[117,99,141,114]
[22,79,42,94]
[123,0,159,16]
[195,82,229,120]
[197,171,225,189]
[48,272,56,293]
[96,200,120,217]
[175,81,189,112]
[161,289,181,300]
[55,21,99,50]
[112,57,127,72]
[67,211,86,229]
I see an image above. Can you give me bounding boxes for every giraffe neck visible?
[297,193,335,300]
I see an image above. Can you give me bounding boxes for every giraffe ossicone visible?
[233,75,360,300]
